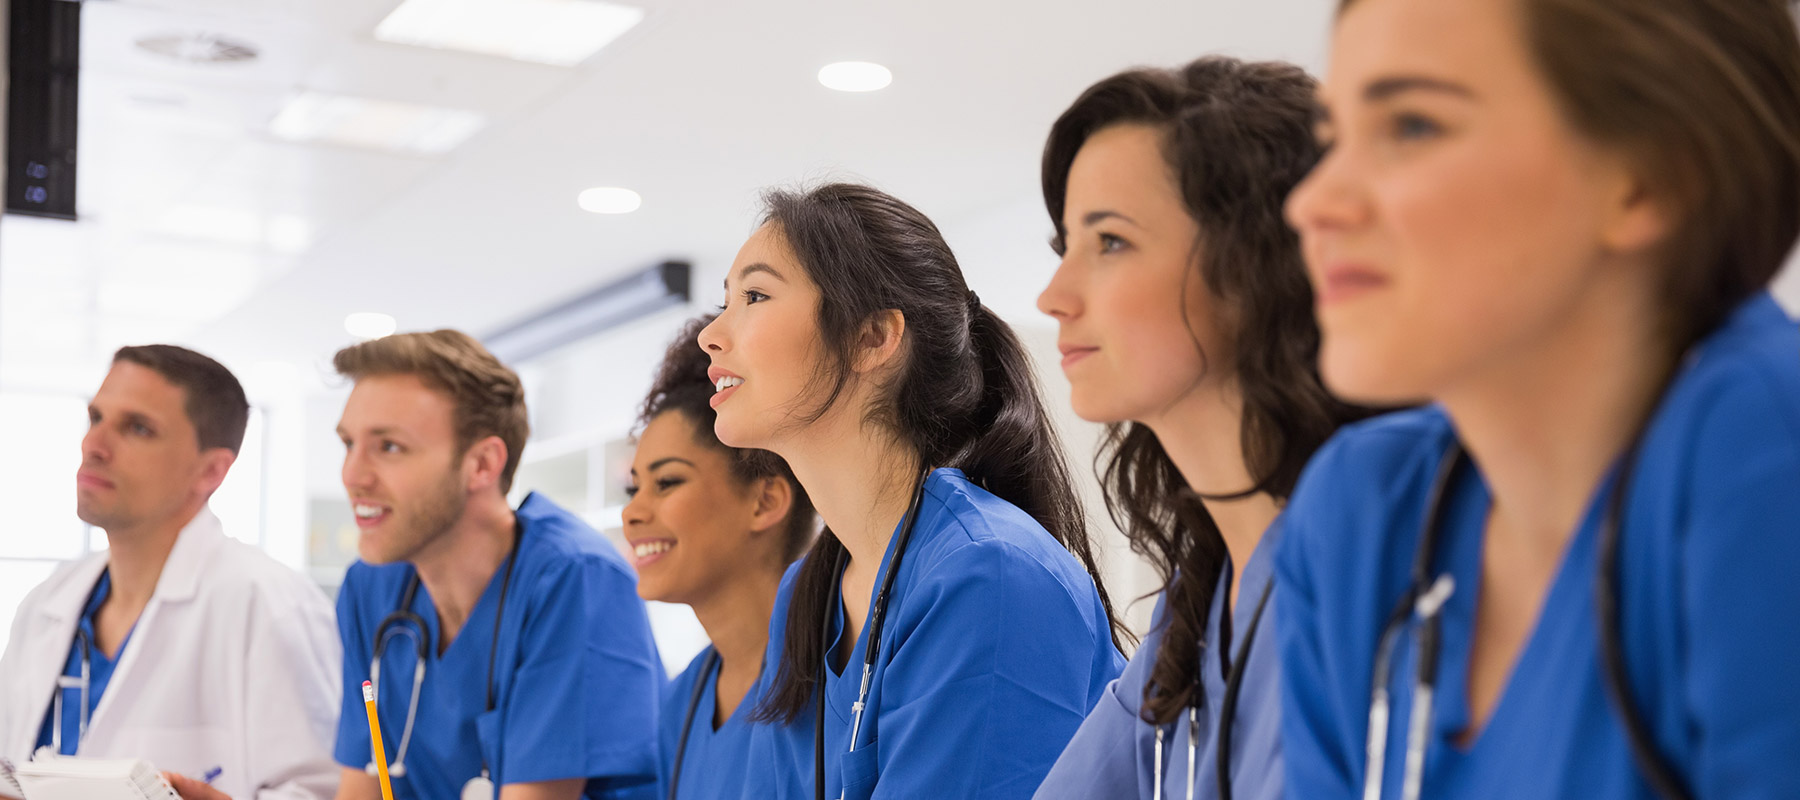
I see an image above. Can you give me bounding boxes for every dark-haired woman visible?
[1031,58,1364,800]
[697,182,1128,799]
[624,315,817,800]
[1278,0,1800,797]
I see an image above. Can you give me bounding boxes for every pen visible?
[362,681,395,800]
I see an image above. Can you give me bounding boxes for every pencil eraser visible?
[362,681,374,702]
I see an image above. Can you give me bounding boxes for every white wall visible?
[1773,244,1800,315]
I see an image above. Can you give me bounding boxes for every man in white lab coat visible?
[0,345,341,800]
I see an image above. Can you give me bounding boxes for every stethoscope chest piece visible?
[461,772,495,800]
[365,760,408,779]
[369,518,525,790]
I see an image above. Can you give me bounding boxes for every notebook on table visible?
[10,756,180,800]
[0,757,24,800]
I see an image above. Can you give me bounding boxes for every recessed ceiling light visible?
[374,0,645,67]
[577,187,642,214]
[270,91,486,156]
[345,312,397,340]
[818,61,892,93]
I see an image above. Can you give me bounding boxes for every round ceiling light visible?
[344,312,397,340]
[578,187,643,214]
[818,61,892,93]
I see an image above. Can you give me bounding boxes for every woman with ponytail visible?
[697,182,1127,799]
[1031,58,1366,800]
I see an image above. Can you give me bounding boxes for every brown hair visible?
[1043,57,1371,726]
[638,315,818,563]
[334,330,530,493]
[1343,0,1800,348]
[113,344,251,455]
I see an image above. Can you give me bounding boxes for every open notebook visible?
[7,757,179,800]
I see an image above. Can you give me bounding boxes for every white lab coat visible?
[0,508,342,799]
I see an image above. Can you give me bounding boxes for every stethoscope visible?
[1150,576,1274,800]
[49,629,93,754]
[1364,438,1690,800]
[666,648,720,800]
[48,571,117,755]
[812,469,930,800]
[368,520,522,800]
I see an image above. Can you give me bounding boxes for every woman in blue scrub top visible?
[696,182,1128,799]
[623,315,817,800]
[1278,0,1800,798]
[1031,59,1367,800]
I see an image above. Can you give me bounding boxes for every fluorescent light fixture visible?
[818,61,892,93]
[345,312,398,340]
[270,91,486,155]
[486,261,689,363]
[374,0,645,67]
[577,187,641,214]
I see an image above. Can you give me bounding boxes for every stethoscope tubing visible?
[367,520,523,785]
[1364,436,1689,800]
[49,628,93,754]
[814,469,930,800]
[1215,580,1273,800]
[666,648,720,800]
[1362,440,1464,800]
[1149,572,1274,800]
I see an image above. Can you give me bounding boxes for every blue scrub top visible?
[333,492,664,800]
[36,570,134,755]
[657,646,758,800]
[1036,523,1285,800]
[1276,293,1800,799]
[737,468,1126,800]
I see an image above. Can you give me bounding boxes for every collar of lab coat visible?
[35,507,226,625]
[12,507,227,755]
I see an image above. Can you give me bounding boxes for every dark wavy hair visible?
[638,314,816,563]
[751,182,1127,724]
[1043,57,1370,726]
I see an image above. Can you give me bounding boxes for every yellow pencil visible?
[362,680,396,800]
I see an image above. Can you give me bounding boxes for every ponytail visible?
[750,183,1125,724]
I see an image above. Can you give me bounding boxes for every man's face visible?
[336,374,469,564]
[77,362,228,532]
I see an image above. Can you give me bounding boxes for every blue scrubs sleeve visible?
[1034,614,1156,798]
[871,539,1119,798]
[332,574,376,769]
[498,558,661,792]
[1033,677,1143,796]
[1679,370,1800,798]
[1274,438,1365,800]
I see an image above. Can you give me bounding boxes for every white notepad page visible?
[13,756,180,800]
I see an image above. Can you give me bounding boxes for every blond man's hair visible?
[334,330,530,492]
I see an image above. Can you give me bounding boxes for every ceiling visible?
[3,0,1793,399]
[0,0,1335,395]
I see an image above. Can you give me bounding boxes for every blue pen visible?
[201,767,222,785]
